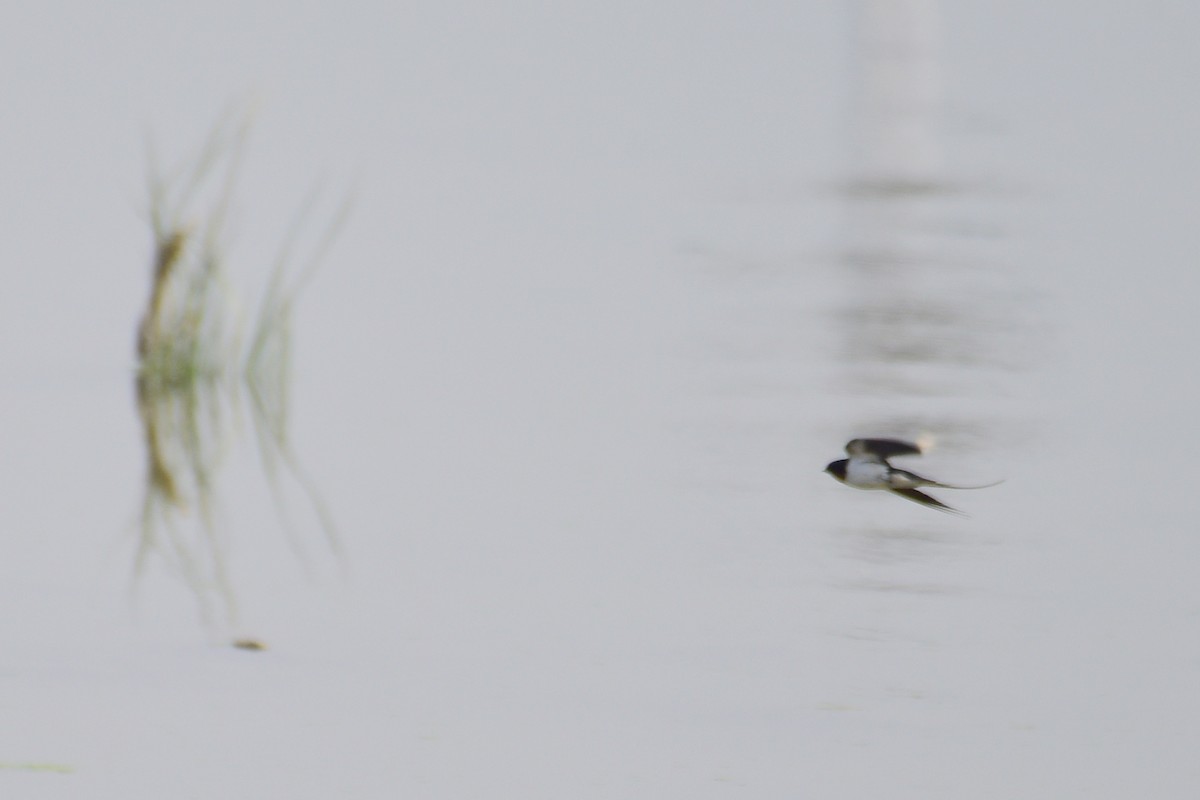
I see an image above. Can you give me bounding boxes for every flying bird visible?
[824,438,1001,515]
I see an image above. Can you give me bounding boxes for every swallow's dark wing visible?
[846,438,923,461]
[888,488,965,516]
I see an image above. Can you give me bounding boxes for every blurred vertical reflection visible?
[846,0,944,191]
[837,0,1026,434]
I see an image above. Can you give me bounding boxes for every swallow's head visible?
[824,459,848,482]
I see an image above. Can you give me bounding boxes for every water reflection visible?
[844,0,945,191]
[133,115,343,629]
[836,0,1028,428]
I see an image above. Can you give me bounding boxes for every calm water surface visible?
[1,3,1199,798]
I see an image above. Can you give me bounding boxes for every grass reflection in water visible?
[133,112,348,629]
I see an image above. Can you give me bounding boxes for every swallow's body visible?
[824,438,1000,515]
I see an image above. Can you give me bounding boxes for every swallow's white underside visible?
[844,459,893,488]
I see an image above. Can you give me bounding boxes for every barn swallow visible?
[824,438,1001,515]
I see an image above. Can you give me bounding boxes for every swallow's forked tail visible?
[930,478,1005,491]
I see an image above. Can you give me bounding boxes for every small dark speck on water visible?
[232,638,268,652]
